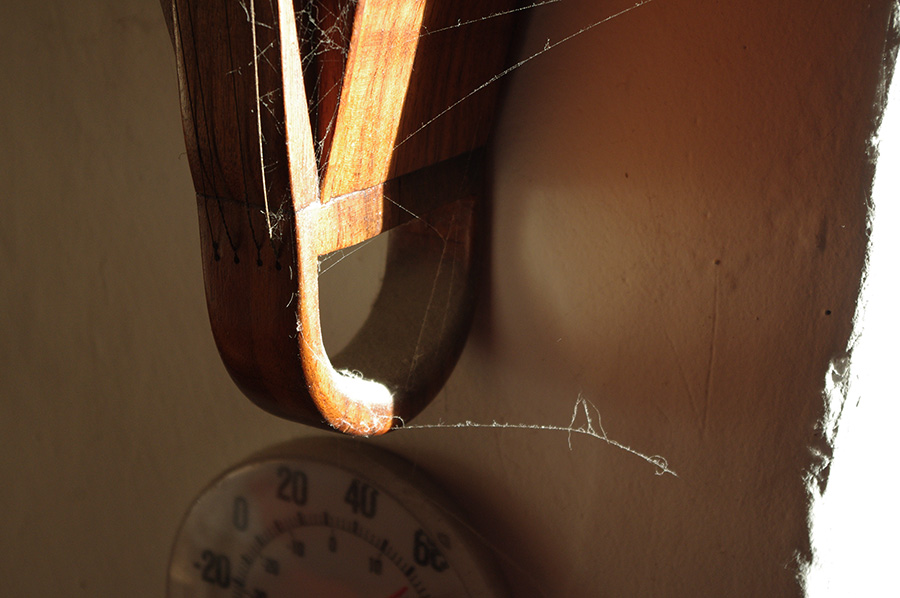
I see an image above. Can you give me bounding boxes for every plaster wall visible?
[0,0,894,596]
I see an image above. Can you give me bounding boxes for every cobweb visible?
[221,0,658,268]
[405,394,677,476]
[194,0,669,473]
[285,0,670,477]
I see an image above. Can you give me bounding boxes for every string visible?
[174,0,240,260]
[250,0,275,237]
[226,0,265,265]
[418,0,564,38]
[393,0,657,153]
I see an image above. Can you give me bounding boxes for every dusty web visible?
[219,0,673,468]
[403,394,677,477]
[229,0,657,228]
[392,0,657,153]
[302,0,672,471]
[186,0,658,263]
[301,0,668,464]
[216,0,662,269]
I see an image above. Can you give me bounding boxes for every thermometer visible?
[167,438,507,597]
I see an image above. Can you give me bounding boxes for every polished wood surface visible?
[162,0,515,435]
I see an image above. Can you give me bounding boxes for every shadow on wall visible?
[378,0,892,595]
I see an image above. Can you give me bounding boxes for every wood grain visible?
[162,0,516,435]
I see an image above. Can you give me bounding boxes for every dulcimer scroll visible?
[160,0,515,435]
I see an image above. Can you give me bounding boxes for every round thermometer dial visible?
[168,437,507,597]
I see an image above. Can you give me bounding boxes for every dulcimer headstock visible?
[161,0,516,435]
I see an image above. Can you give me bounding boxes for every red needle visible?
[384,588,408,598]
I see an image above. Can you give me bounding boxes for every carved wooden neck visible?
[163,0,516,435]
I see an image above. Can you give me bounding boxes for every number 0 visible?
[233,496,249,531]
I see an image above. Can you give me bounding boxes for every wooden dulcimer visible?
[160,0,516,435]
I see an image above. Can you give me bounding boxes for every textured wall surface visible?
[0,0,893,596]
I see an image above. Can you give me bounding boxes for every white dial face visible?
[167,439,506,598]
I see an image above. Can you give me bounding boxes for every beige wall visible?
[1,0,894,595]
